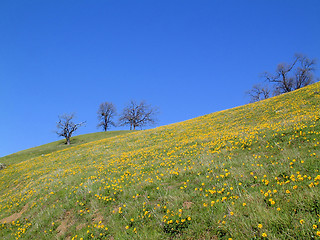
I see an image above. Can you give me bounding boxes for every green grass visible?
[0,131,132,166]
[0,83,320,239]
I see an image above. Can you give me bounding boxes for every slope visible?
[0,83,320,239]
[0,131,132,166]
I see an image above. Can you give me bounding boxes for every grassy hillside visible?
[1,83,320,239]
[0,131,132,166]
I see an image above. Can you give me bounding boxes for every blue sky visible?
[1,0,319,157]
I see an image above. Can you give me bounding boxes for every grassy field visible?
[0,131,132,166]
[0,83,320,239]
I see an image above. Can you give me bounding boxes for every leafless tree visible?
[264,54,316,94]
[56,113,85,145]
[97,102,116,131]
[247,83,271,103]
[294,54,316,89]
[119,100,158,130]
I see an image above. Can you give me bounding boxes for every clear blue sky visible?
[1,0,319,157]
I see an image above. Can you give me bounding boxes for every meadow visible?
[0,83,320,239]
[0,131,132,166]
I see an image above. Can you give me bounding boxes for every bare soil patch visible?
[93,211,104,223]
[56,211,74,237]
[183,201,193,209]
[0,203,29,224]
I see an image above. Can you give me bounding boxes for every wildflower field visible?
[1,83,320,239]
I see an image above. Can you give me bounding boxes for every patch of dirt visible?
[0,203,29,224]
[93,212,104,223]
[183,201,193,209]
[76,223,87,230]
[56,211,74,237]
[11,182,21,192]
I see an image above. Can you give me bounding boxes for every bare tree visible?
[247,83,271,103]
[294,54,316,89]
[119,100,158,130]
[97,102,116,131]
[264,57,298,94]
[56,113,85,145]
[264,54,316,94]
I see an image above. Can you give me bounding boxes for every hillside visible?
[0,131,132,166]
[1,83,320,239]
